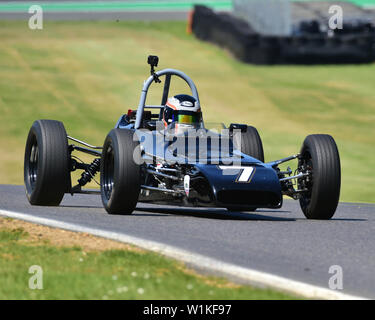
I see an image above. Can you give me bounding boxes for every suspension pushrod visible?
[141,185,180,194]
[146,169,179,180]
[267,154,300,167]
[71,145,101,157]
[68,136,102,149]
[279,172,309,182]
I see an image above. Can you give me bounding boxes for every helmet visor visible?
[177,111,201,125]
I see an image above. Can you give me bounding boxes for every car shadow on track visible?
[60,205,103,209]
[58,204,366,221]
[135,206,296,221]
[330,218,367,221]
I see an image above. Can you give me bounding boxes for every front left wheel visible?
[100,129,140,215]
[298,134,341,220]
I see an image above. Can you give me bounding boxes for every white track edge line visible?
[0,208,367,300]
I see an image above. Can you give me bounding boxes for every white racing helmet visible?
[163,94,202,134]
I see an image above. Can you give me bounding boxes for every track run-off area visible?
[0,184,374,299]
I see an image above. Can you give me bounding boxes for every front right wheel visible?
[298,134,341,220]
[100,129,140,215]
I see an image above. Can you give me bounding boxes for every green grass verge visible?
[0,20,374,202]
[0,218,297,299]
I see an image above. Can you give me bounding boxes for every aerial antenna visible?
[147,55,161,83]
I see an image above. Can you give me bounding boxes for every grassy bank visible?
[0,217,297,299]
[0,20,374,202]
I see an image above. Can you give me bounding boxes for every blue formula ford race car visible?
[24,56,341,219]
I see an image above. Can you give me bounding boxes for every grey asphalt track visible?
[0,184,374,298]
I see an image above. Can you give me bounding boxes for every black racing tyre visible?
[232,125,264,162]
[298,134,341,220]
[24,120,70,206]
[100,129,140,215]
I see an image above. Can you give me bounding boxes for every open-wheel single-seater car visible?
[24,56,341,219]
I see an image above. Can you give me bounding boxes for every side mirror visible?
[229,123,247,132]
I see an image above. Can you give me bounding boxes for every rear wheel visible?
[298,134,341,220]
[100,129,140,215]
[232,125,264,162]
[230,125,263,212]
[24,120,70,206]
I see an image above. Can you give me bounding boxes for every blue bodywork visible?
[195,161,282,209]
[116,117,282,208]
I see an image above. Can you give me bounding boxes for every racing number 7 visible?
[219,166,255,183]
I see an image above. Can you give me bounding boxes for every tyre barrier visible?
[192,5,375,64]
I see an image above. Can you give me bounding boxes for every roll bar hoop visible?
[134,68,201,129]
